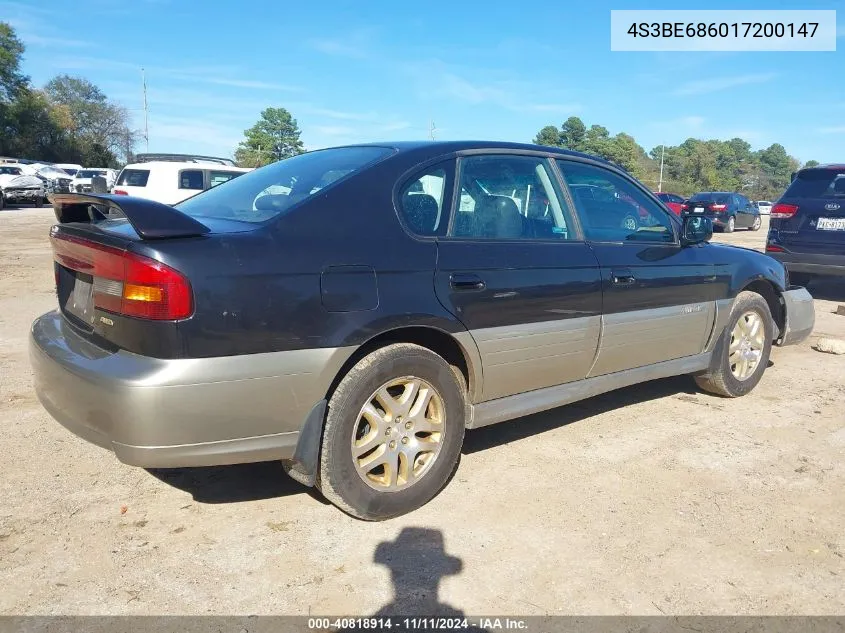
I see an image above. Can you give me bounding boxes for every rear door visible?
[555,158,716,377]
[777,167,845,251]
[434,153,602,402]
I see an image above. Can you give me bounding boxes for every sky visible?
[3,0,844,163]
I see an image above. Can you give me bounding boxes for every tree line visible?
[534,117,817,200]
[1,23,137,168]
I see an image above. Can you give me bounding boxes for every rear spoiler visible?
[51,193,210,240]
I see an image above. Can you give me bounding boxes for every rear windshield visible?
[116,169,150,187]
[175,147,392,223]
[77,170,106,178]
[690,192,729,203]
[784,169,845,198]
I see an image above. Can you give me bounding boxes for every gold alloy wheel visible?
[729,311,765,380]
[351,376,445,491]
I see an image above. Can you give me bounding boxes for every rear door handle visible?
[450,273,486,291]
[611,269,636,285]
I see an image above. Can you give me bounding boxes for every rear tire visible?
[751,216,761,231]
[724,216,735,233]
[695,291,773,398]
[0,193,4,210]
[34,197,43,208]
[318,343,466,521]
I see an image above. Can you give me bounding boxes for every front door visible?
[435,153,602,402]
[555,158,716,377]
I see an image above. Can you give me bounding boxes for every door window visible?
[179,170,204,190]
[451,155,576,240]
[556,160,675,243]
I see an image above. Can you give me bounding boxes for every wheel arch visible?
[739,278,785,337]
[325,325,482,406]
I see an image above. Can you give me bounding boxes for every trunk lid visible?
[49,194,252,357]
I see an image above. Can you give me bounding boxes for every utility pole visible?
[429,119,437,140]
[141,68,149,152]
[657,144,665,193]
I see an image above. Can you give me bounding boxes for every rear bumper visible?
[769,251,845,277]
[29,310,354,468]
[776,287,815,347]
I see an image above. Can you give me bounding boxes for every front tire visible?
[695,291,773,397]
[318,343,466,520]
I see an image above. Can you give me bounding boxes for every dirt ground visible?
[0,208,843,616]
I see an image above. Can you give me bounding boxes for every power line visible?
[141,68,149,152]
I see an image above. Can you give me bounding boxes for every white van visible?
[112,159,251,205]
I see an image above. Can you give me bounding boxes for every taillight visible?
[711,204,727,212]
[771,203,799,219]
[765,244,785,253]
[113,189,128,195]
[50,233,192,320]
[680,203,689,211]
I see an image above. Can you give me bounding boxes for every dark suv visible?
[766,165,845,286]
[30,141,814,520]
[683,192,762,233]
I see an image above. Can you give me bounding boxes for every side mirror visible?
[682,215,713,245]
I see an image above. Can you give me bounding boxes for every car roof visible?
[121,161,251,172]
[335,140,622,167]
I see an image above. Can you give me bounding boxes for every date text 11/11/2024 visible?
[307,617,529,630]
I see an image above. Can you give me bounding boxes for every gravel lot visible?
[1,208,843,616]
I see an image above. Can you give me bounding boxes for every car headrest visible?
[833,178,845,194]
[474,195,524,239]
[402,193,439,234]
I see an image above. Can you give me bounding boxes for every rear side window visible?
[398,164,451,236]
[179,170,204,190]
[209,171,242,188]
[784,169,845,198]
[175,146,392,223]
[453,155,577,240]
[116,169,150,187]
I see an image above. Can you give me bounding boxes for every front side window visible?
[179,170,204,190]
[175,146,392,223]
[557,159,675,243]
[451,155,576,240]
[398,164,450,236]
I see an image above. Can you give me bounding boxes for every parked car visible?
[70,168,117,193]
[654,192,685,215]
[682,191,762,232]
[53,163,83,177]
[766,164,845,286]
[0,165,46,208]
[31,141,814,520]
[113,160,251,204]
[756,200,773,215]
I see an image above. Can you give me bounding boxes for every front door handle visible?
[450,272,486,291]
[611,269,636,285]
